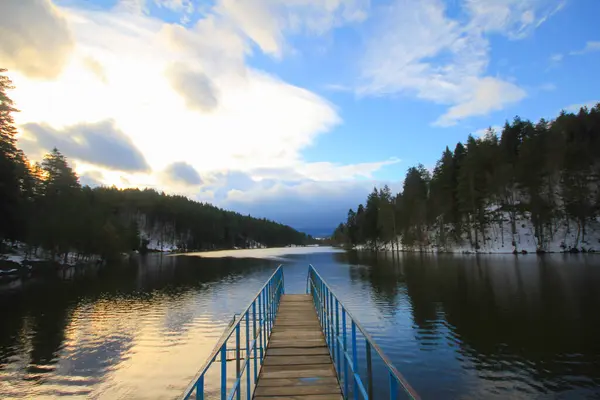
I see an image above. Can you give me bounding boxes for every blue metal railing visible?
[307,265,419,400]
[180,266,284,400]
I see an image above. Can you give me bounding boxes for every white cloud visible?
[165,62,219,112]
[570,41,600,56]
[162,162,203,186]
[434,77,526,126]
[154,0,194,14]
[83,56,108,84]
[359,0,564,125]
[3,0,399,230]
[115,0,148,14]
[464,0,566,39]
[563,100,600,114]
[0,0,74,79]
[214,0,370,57]
[550,53,563,63]
[7,4,346,176]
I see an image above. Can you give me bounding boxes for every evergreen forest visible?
[333,103,600,253]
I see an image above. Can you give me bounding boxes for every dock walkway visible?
[253,294,342,400]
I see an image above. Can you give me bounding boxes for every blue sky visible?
[3,0,600,235]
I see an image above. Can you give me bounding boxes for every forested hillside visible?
[334,104,600,253]
[0,69,312,263]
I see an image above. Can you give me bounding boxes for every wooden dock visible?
[253,294,342,400]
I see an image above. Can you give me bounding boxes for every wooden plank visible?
[268,340,325,348]
[260,367,336,379]
[254,294,341,399]
[263,355,332,366]
[254,385,341,396]
[261,364,335,373]
[271,331,323,340]
[273,325,321,332]
[255,395,342,400]
[280,295,312,301]
[275,316,319,322]
[277,310,316,314]
[267,347,328,356]
[255,377,339,387]
[273,323,321,328]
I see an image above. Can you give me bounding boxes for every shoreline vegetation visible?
[0,68,314,281]
[333,103,600,255]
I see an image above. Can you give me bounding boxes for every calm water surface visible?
[1,249,599,399]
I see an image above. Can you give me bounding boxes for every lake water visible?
[1,248,599,399]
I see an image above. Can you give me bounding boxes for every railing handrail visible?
[180,265,284,400]
[307,264,419,400]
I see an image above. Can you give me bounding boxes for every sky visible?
[1,0,599,236]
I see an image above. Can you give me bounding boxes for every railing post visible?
[196,375,204,400]
[335,299,341,377]
[352,322,358,400]
[221,345,227,400]
[366,341,373,400]
[258,292,264,363]
[323,286,328,345]
[270,281,275,330]
[235,324,241,400]
[389,372,397,400]
[246,311,251,400]
[329,290,334,356]
[342,308,348,399]
[321,281,325,324]
[252,301,258,384]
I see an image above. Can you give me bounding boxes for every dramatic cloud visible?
[0,0,74,79]
[164,162,203,186]
[165,63,219,112]
[359,0,564,125]
[20,120,150,172]
[6,0,404,232]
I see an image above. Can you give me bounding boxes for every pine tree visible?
[429,147,454,248]
[401,165,430,249]
[377,185,395,250]
[0,69,30,243]
[364,188,380,249]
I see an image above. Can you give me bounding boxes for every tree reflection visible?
[346,252,600,392]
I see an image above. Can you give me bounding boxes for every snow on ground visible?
[1,242,99,267]
[357,213,600,254]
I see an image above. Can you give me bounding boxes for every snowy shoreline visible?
[354,214,600,255]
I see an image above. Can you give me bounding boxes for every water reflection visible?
[0,254,280,398]
[1,249,599,399]
[344,252,600,398]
